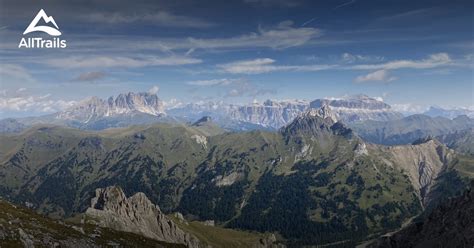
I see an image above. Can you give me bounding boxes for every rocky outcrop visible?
[282,105,352,139]
[370,181,474,248]
[381,138,454,205]
[85,186,201,248]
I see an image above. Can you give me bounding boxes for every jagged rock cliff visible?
[85,186,202,248]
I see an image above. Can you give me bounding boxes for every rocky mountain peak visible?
[55,91,165,123]
[281,105,352,139]
[85,186,202,248]
[305,104,338,123]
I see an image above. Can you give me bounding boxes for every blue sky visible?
[0,0,473,117]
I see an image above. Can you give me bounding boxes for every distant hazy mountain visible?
[0,92,173,131]
[57,92,165,122]
[436,128,474,155]
[310,94,403,123]
[228,99,309,128]
[424,106,474,119]
[169,94,403,129]
[351,114,474,145]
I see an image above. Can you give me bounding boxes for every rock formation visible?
[85,186,202,248]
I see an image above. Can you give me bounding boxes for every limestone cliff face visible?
[85,186,201,248]
[377,139,454,205]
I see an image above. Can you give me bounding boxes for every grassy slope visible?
[169,215,272,248]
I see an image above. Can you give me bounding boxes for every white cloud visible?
[219,58,277,74]
[72,71,107,82]
[44,55,202,69]
[163,98,184,109]
[218,58,333,74]
[218,53,453,75]
[148,85,160,94]
[355,69,397,83]
[341,53,384,63]
[391,103,428,115]
[351,53,452,70]
[85,11,215,28]
[0,94,76,113]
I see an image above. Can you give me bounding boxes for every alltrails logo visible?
[19,9,67,48]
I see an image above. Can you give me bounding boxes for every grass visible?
[169,215,271,247]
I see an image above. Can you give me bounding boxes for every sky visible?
[0,0,473,117]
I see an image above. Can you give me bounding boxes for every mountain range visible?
[423,106,474,119]
[0,105,472,246]
[0,91,437,132]
[2,91,472,152]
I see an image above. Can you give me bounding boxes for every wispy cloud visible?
[0,94,76,113]
[333,0,356,10]
[218,58,333,74]
[224,80,276,97]
[187,78,237,86]
[72,71,107,82]
[301,17,317,27]
[183,21,321,50]
[148,85,160,94]
[45,55,202,69]
[351,53,452,70]
[187,77,275,98]
[341,53,385,63]
[354,69,397,83]
[391,103,428,115]
[84,11,215,28]
[218,53,454,75]
[243,0,301,7]
[0,64,35,82]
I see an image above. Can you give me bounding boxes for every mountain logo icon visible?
[23,9,61,36]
